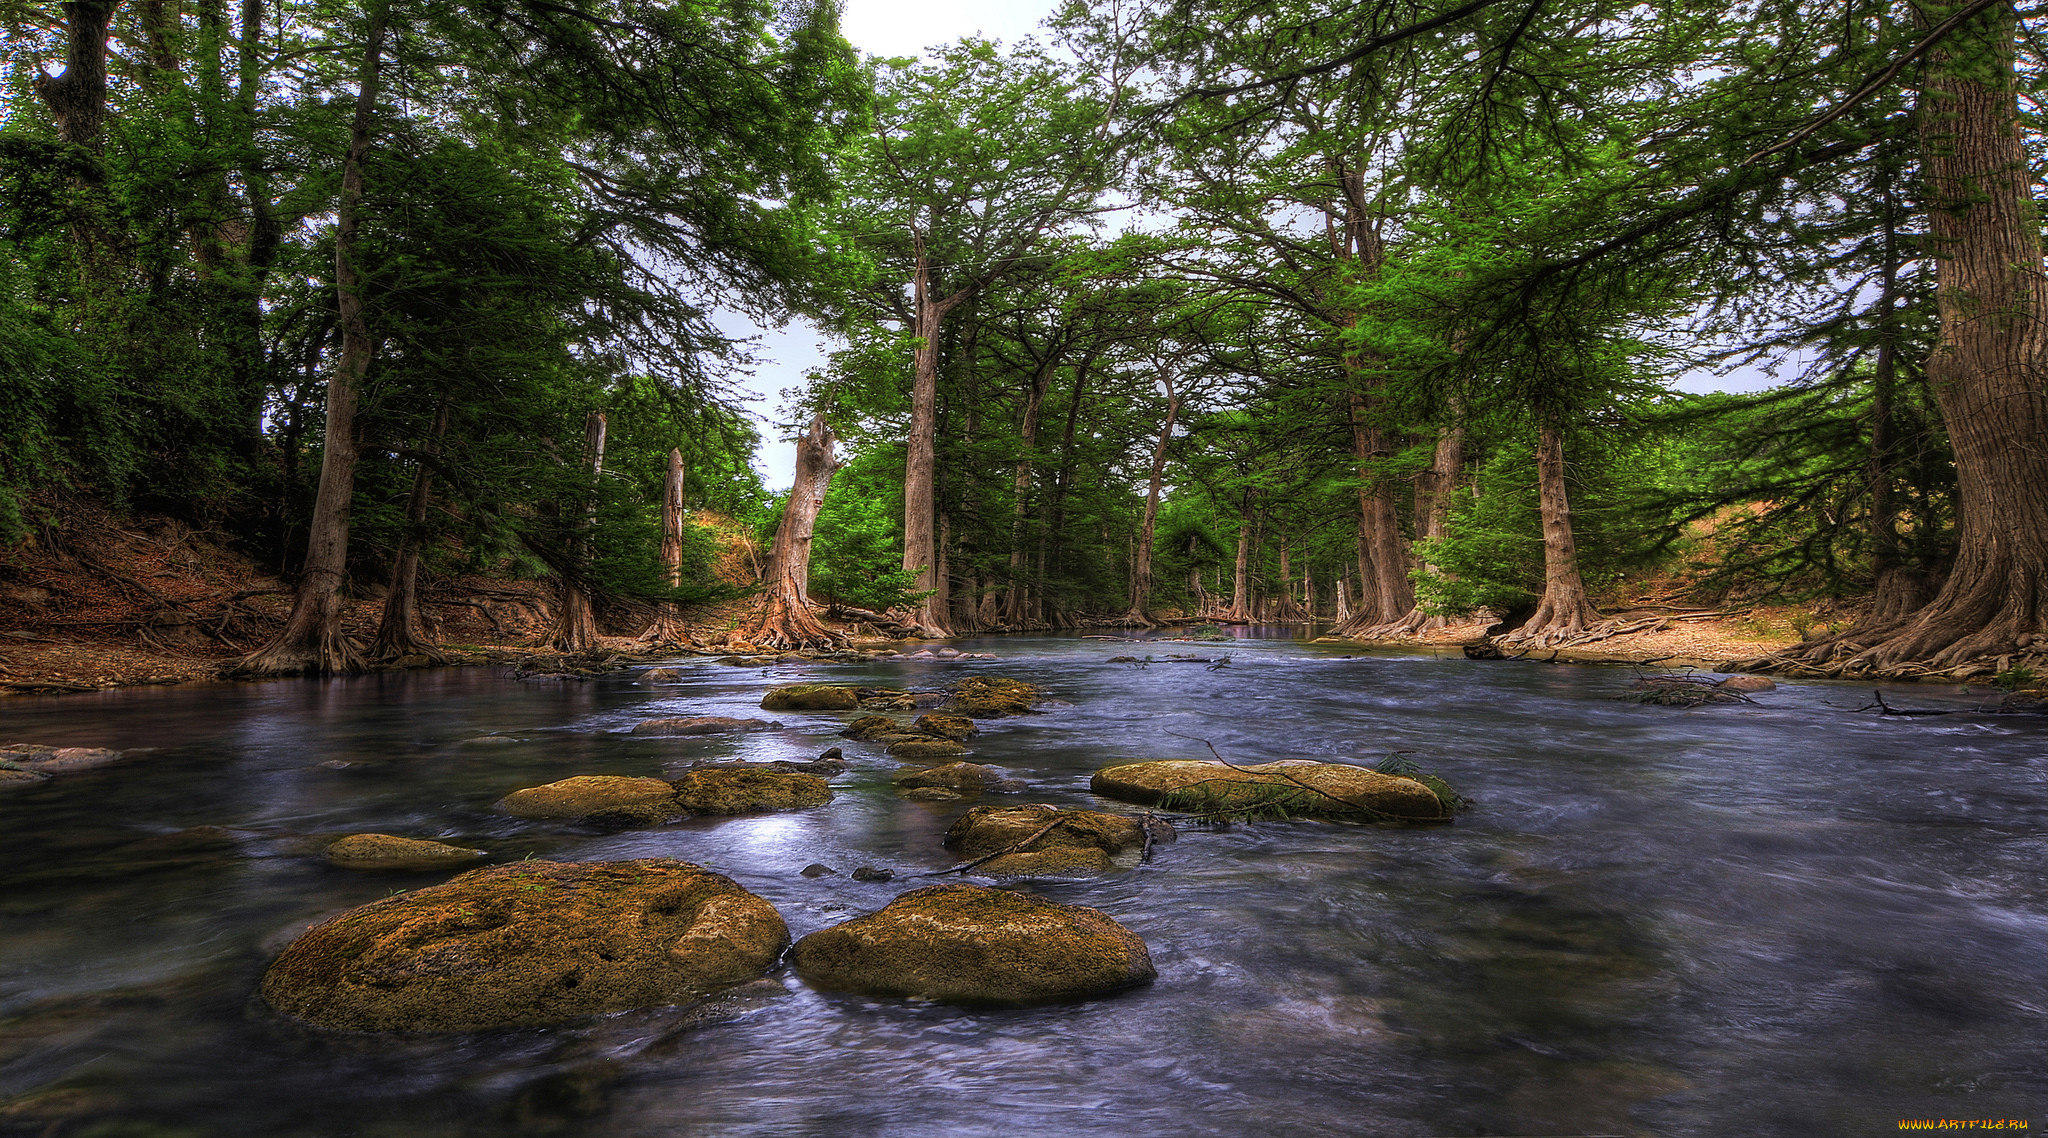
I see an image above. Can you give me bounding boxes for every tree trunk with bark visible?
[370,400,449,661]
[641,448,692,643]
[545,412,606,652]
[235,4,387,676]
[1366,422,1467,637]
[1227,504,1254,621]
[735,415,846,650]
[1329,392,1412,636]
[1499,418,1603,648]
[1787,2,2048,671]
[1003,354,1063,625]
[33,0,120,152]
[1120,376,1180,627]
[901,235,966,638]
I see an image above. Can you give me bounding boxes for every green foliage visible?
[808,448,923,611]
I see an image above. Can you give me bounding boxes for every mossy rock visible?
[944,804,1166,875]
[498,776,679,824]
[912,713,979,740]
[630,716,782,736]
[261,858,787,1031]
[760,684,860,711]
[327,834,487,872]
[940,677,1040,718]
[789,883,1154,1005]
[855,688,918,712]
[670,768,831,815]
[886,738,970,760]
[840,715,903,740]
[0,768,52,790]
[1090,760,1448,821]
[894,762,1013,792]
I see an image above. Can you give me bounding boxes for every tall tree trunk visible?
[1121,376,1180,626]
[370,400,449,661]
[901,234,965,638]
[1335,572,1352,623]
[1036,354,1093,622]
[33,0,120,152]
[1329,391,1411,635]
[546,412,607,652]
[1004,354,1064,625]
[642,448,692,643]
[236,3,387,676]
[1369,421,1468,636]
[736,415,845,649]
[1500,417,1601,647]
[1228,503,1254,621]
[1798,2,2048,670]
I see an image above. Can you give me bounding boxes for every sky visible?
[732,0,1060,490]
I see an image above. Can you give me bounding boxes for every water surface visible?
[2,637,2041,1136]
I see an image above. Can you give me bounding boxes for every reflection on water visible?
[2,639,2042,1136]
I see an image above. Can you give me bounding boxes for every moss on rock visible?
[886,738,970,760]
[630,716,781,736]
[943,804,1167,875]
[327,834,487,872]
[498,776,679,823]
[1091,759,1448,821]
[669,768,831,815]
[790,883,1154,1005]
[760,684,860,711]
[940,677,1039,718]
[260,858,788,1031]
[911,713,978,740]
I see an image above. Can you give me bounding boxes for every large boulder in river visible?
[1091,759,1448,821]
[943,804,1169,876]
[326,833,487,871]
[940,677,1039,718]
[498,775,679,826]
[760,684,860,711]
[669,768,831,815]
[790,883,1154,1005]
[261,859,787,1031]
[630,716,782,736]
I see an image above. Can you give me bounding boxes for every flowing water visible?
[2,635,2042,1137]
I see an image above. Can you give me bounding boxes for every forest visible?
[4,0,2045,680]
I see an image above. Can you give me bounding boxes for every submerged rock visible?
[669,768,831,815]
[791,884,1154,1005]
[899,786,964,802]
[0,768,53,790]
[498,775,680,826]
[1091,759,1448,820]
[630,716,782,736]
[640,667,684,683]
[326,833,487,872]
[0,744,124,773]
[760,684,860,711]
[940,676,1040,718]
[1715,674,1777,693]
[261,858,788,1031]
[944,804,1168,876]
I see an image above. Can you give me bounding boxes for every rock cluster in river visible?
[790,883,1155,1005]
[1091,759,1449,820]
[630,716,782,736]
[261,859,788,1031]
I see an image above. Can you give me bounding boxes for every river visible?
[2,635,2041,1136]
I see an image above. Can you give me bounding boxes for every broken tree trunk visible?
[734,414,847,650]
[641,447,692,644]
